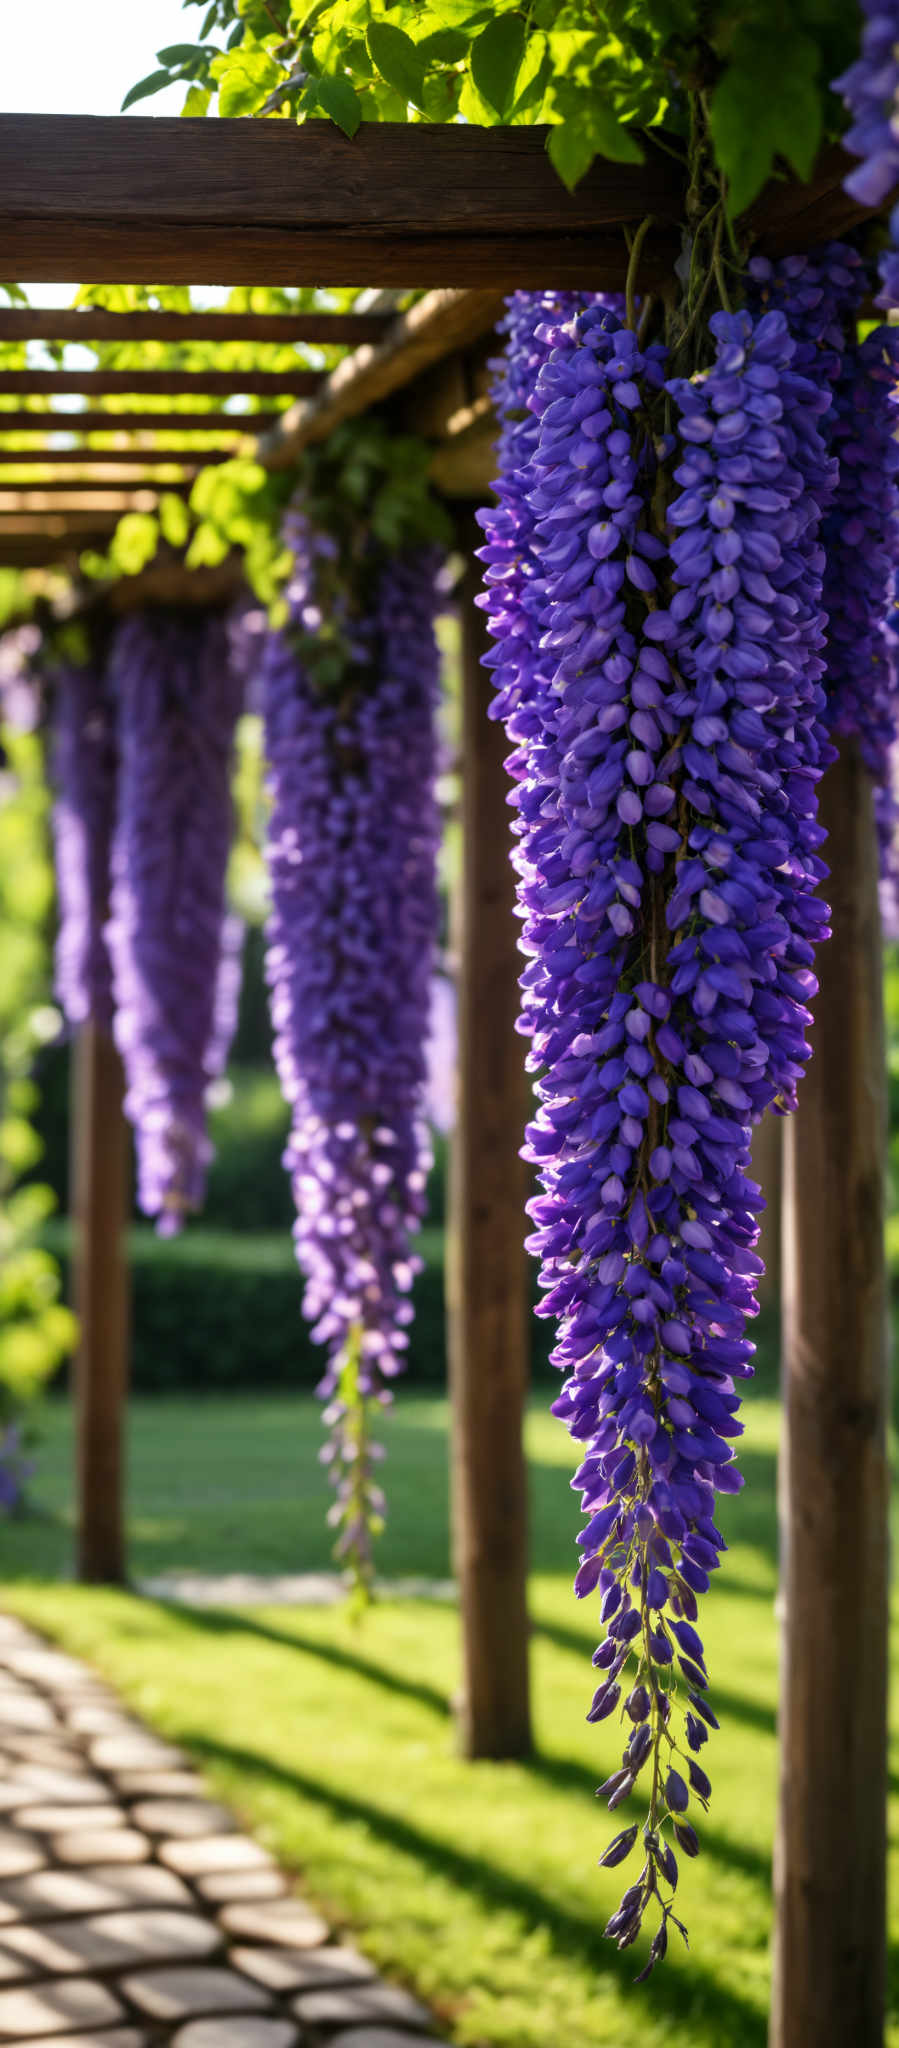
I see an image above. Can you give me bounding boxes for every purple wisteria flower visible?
[835,2,899,306]
[263,514,442,1586]
[479,295,835,1967]
[0,624,44,734]
[105,608,244,1233]
[51,658,117,1033]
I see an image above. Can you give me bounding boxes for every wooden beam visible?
[0,535,107,565]
[0,488,185,512]
[0,118,872,289]
[773,739,889,2048]
[0,512,119,534]
[429,402,498,500]
[0,370,322,397]
[0,308,392,345]
[0,115,682,288]
[447,510,532,1760]
[72,1024,130,1586]
[0,448,216,469]
[258,290,506,469]
[0,411,269,435]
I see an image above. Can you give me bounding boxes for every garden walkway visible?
[0,1612,441,2046]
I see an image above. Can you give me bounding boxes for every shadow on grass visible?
[185,1722,770,2045]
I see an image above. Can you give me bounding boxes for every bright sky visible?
[4,1,222,309]
[5,0,195,119]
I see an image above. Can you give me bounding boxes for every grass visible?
[5,1374,899,2048]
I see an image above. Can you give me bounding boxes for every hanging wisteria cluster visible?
[263,504,442,1589]
[478,222,899,1967]
[106,608,244,1233]
[836,0,899,308]
[52,657,117,1034]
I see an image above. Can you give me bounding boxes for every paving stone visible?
[0,1616,42,1645]
[0,1975,126,2036]
[6,1768,109,1805]
[231,1948,376,1996]
[0,1906,222,1979]
[66,1706,141,1738]
[0,1782,37,1814]
[16,1806,127,1836]
[132,1799,236,1839]
[89,1736,187,1774]
[33,2035,145,2048]
[0,1694,58,1731]
[326,2033,438,2048]
[173,2020,298,2048]
[0,1863,191,1922]
[4,1649,94,1688]
[219,1900,329,1950]
[0,1831,45,1880]
[115,1771,202,1800]
[52,1830,151,1867]
[195,1870,288,1907]
[0,1734,83,1769]
[293,1984,433,2032]
[121,1966,273,2022]
[161,1835,274,1878]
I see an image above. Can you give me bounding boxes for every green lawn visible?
[4,1381,899,2048]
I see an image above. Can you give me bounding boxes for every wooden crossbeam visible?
[0,488,188,511]
[0,116,682,287]
[0,447,217,468]
[0,370,322,397]
[258,289,506,469]
[0,308,392,345]
[0,411,268,435]
[0,511,119,533]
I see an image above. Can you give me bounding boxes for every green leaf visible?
[708,27,822,218]
[470,13,527,117]
[417,26,469,62]
[121,69,174,112]
[200,2,220,35]
[547,104,642,190]
[181,84,212,116]
[159,493,191,549]
[217,47,281,116]
[156,42,209,64]
[366,21,427,110]
[111,512,160,577]
[314,72,362,136]
[428,0,493,23]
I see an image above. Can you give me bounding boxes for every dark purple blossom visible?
[835,4,899,307]
[479,296,835,1966]
[105,608,244,1232]
[263,516,441,1585]
[52,659,116,1033]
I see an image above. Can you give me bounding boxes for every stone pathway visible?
[0,1614,442,2046]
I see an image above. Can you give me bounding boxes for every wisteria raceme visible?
[481,296,835,1968]
[52,659,117,1033]
[749,246,899,913]
[0,625,43,735]
[835,2,899,307]
[263,521,441,1584]
[106,608,244,1233]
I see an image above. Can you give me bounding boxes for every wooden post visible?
[772,739,889,2048]
[71,1023,130,1584]
[447,510,533,1759]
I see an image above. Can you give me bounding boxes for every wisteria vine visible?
[474,237,899,1967]
[106,607,244,1233]
[262,494,443,1591]
[52,656,117,1034]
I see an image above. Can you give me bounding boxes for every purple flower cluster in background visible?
[52,659,117,1033]
[836,2,899,307]
[106,608,244,1233]
[263,513,441,1584]
[479,295,836,1966]
[0,624,44,735]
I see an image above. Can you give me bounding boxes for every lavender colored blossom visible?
[424,970,457,1135]
[0,624,44,734]
[106,608,244,1233]
[0,1425,34,1515]
[835,3,899,307]
[480,296,835,1967]
[52,659,116,1033]
[263,518,441,1585]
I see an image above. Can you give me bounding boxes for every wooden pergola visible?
[0,112,889,2048]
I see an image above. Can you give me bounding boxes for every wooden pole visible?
[447,510,532,1760]
[71,1024,130,1585]
[772,739,889,2048]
